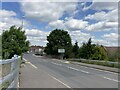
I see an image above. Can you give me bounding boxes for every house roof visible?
[104,46,119,55]
[30,46,45,49]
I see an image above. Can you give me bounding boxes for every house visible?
[29,45,44,53]
[104,46,119,55]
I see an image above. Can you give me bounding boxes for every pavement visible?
[19,53,119,88]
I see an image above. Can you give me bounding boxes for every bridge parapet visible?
[0,55,21,90]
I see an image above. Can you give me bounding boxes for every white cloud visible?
[85,11,106,21]
[25,29,49,37]
[49,18,89,31]
[49,14,118,32]
[105,22,118,28]
[65,18,88,30]
[68,30,94,46]
[91,32,118,46]
[1,2,118,47]
[20,0,79,2]
[92,39,110,46]
[90,32,119,46]
[83,2,118,11]
[20,1,77,22]
[48,20,65,29]
[0,9,29,32]
[103,33,118,41]
[0,9,16,18]
[85,9,118,22]
[84,8,118,32]
[85,21,118,31]
[25,28,49,46]
[100,33,119,46]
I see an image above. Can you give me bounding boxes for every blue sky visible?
[0,1,118,46]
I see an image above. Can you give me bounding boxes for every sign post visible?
[58,49,65,59]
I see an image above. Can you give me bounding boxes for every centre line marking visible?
[67,66,90,74]
[52,62,62,66]
[103,77,120,82]
[51,59,118,75]
[67,66,79,71]
[75,64,118,75]
[79,70,90,74]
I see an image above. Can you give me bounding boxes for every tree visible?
[79,38,108,60]
[91,45,108,60]
[2,26,29,59]
[79,38,94,59]
[45,29,72,58]
[72,41,79,58]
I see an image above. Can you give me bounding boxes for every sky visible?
[0,0,119,47]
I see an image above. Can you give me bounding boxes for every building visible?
[104,46,119,55]
[29,46,44,53]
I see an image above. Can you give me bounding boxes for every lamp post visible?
[21,15,25,29]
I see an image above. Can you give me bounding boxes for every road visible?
[22,53,119,88]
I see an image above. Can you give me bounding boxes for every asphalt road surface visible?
[22,53,119,88]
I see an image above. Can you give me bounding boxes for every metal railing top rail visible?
[0,55,21,89]
[68,58,118,64]
[0,56,20,64]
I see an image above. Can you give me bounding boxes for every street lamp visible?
[21,15,25,29]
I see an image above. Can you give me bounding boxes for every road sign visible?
[58,49,65,53]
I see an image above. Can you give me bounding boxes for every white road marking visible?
[103,77,120,82]
[67,66,89,74]
[24,58,118,83]
[52,59,67,63]
[52,61,90,74]
[23,58,72,89]
[67,66,79,71]
[79,70,90,74]
[17,81,20,88]
[23,58,28,62]
[27,62,38,69]
[75,64,118,75]
[48,74,72,89]
[51,59,118,75]
[23,58,38,69]
[52,62,62,66]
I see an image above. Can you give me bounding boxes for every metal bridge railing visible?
[0,55,21,90]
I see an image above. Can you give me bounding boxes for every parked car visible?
[27,51,29,54]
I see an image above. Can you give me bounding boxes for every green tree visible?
[79,38,108,60]
[79,38,94,59]
[91,45,108,60]
[2,26,29,59]
[45,29,72,58]
[72,41,79,58]
[79,43,87,59]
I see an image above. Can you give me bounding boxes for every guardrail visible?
[67,58,119,68]
[68,58,118,64]
[0,55,21,90]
